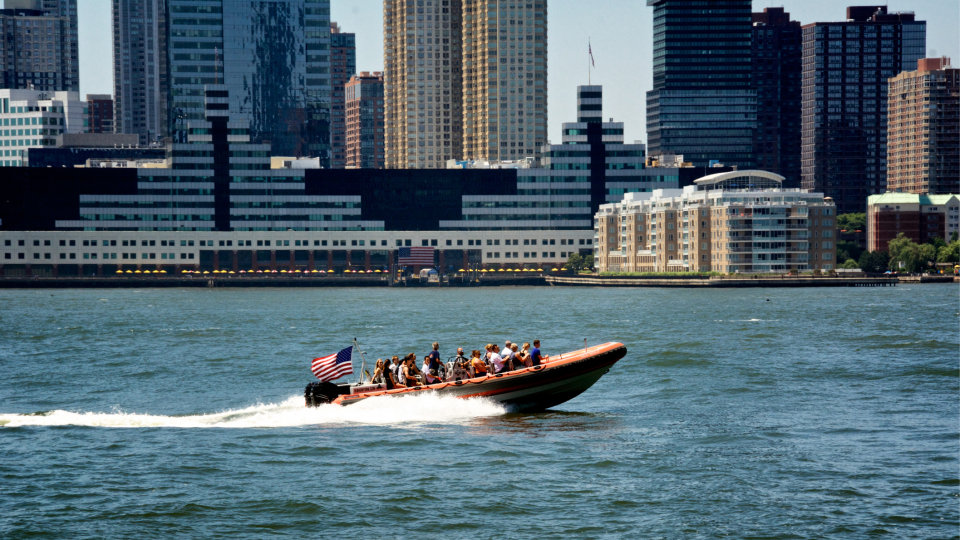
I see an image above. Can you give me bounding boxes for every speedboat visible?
[304,342,627,413]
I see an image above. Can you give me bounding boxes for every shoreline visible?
[0,275,953,288]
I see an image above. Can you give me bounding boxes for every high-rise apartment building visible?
[330,22,356,168]
[112,0,162,144]
[886,57,959,195]
[345,71,385,169]
[383,0,463,169]
[645,0,755,169]
[86,94,113,134]
[0,1,77,92]
[461,0,547,162]
[800,6,926,214]
[160,0,331,161]
[752,7,802,188]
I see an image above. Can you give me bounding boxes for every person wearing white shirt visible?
[486,343,506,373]
[501,341,517,371]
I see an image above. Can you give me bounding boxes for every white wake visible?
[0,393,505,429]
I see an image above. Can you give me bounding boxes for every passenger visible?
[486,343,506,374]
[402,356,421,387]
[374,359,400,390]
[501,341,517,371]
[407,353,425,384]
[387,358,405,389]
[520,342,533,368]
[511,344,522,368]
[390,355,403,383]
[372,359,386,384]
[530,339,549,366]
[422,354,441,385]
[471,349,487,377]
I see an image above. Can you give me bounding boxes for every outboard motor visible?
[304,382,340,407]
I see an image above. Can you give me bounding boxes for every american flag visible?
[311,346,354,382]
[399,246,435,266]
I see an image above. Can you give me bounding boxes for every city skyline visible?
[77,0,959,147]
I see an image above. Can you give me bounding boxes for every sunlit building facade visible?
[461,0,547,162]
[596,171,838,273]
[383,0,463,169]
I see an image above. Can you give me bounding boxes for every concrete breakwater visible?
[545,275,902,287]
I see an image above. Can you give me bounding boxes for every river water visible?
[1,285,957,539]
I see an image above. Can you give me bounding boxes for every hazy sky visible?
[79,0,959,144]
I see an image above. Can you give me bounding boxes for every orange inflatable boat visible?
[304,342,627,413]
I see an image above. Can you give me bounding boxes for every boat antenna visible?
[584,338,588,353]
[353,338,369,384]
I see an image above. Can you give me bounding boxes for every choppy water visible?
[1,285,957,539]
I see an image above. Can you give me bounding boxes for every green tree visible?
[951,231,959,243]
[840,259,859,269]
[937,240,960,264]
[928,236,946,250]
[566,253,583,271]
[837,240,863,265]
[837,212,866,232]
[858,250,890,273]
[583,254,595,272]
[887,233,936,273]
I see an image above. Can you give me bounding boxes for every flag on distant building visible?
[589,41,595,67]
[311,346,354,382]
[399,246,435,266]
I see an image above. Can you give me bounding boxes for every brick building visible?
[345,72,385,169]
[330,22,356,168]
[866,193,960,252]
[886,57,959,195]
[86,94,113,134]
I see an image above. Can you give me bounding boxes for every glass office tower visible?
[752,7,802,188]
[800,6,926,213]
[645,0,755,169]
[163,0,331,162]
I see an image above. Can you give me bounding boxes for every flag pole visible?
[353,338,369,384]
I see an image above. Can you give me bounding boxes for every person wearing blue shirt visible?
[427,342,442,374]
[530,339,548,366]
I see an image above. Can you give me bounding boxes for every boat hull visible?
[327,342,627,412]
